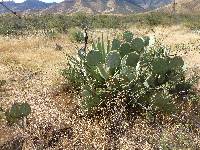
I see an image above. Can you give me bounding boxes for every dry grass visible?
[0,26,200,149]
[0,35,75,146]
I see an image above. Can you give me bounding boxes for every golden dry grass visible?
[0,26,200,149]
[0,35,75,146]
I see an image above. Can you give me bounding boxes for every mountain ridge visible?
[0,0,173,14]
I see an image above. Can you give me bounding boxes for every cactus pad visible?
[86,50,103,66]
[106,51,121,69]
[152,57,169,74]
[132,38,145,53]
[123,31,133,43]
[111,39,121,51]
[9,102,31,119]
[169,56,184,69]
[119,43,131,57]
[126,52,140,68]
[9,103,22,118]
[19,102,31,117]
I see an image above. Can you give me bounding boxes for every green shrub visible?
[63,31,199,119]
[144,13,166,26]
[1,13,200,36]
[68,27,84,43]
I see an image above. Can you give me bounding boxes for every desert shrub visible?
[63,31,199,120]
[68,27,84,43]
[143,13,161,26]
[0,15,28,36]
[1,13,200,36]
[90,15,123,29]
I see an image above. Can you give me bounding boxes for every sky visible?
[3,0,64,3]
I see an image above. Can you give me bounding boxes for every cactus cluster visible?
[1,102,32,125]
[63,31,199,117]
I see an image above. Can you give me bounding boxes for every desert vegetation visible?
[0,12,200,149]
[1,12,200,36]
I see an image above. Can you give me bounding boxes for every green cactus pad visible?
[152,57,169,74]
[9,103,22,118]
[19,102,31,117]
[5,110,17,125]
[119,43,131,57]
[106,51,121,69]
[86,50,103,66]
[126,52,140,68]
[123,31,133,43]
[81,86,101,111]
[82,97,101,111]
[132,38,145,53]
[169,56,184,69]
[97,37,102,50]
[9,102,31,119]
[111,39,121,51]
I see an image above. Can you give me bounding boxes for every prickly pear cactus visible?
[19,102,31,117]
[123,31,133,43]
[152,57,169,74]
[125,52,140,68]
[5,102,31,125]
[9,103,22,119]
[119,43,131,57]
[81,86,102,111]
[106,51,121,69]
[169,56,184,69]
[111,39,121,51]
[145,74,155,88]
[132,38,145,53]
[9,102,31,119]
[64,30,199,117]
[86,50,103,66]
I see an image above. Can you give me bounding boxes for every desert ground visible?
[0,25,200,149]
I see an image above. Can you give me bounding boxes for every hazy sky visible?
[3,0,64,3]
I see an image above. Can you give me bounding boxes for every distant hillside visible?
[157,0,200,14]
[0,0,55,14]
[0,0,172,14]
[43,0,172,14]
